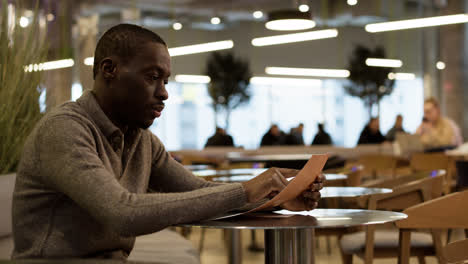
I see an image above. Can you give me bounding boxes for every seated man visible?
[11,24,323,261]
[416,97,456,149]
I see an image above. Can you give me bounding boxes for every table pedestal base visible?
[264,229,315,264]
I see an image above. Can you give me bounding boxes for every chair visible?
[355,154,398,180]
[409,153,453,194]
[396,190,468,264]
[444,238,468,264]
[339,171,445,264]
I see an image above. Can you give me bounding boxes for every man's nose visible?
[155,84,169,101]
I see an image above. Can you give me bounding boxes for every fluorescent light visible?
[252,29,338,46]
[253,11,263,19]
[388,72,415,80]
[172,22,182,30]
[365,58,402,68]
[46,13,54,21]
[19,16,29,28]
[169,40,234,56]
[210,17,221,25]
[365,14,468,33]
[84,57,94,66]
[347,0,358,6]
[175,75,211,84]
[25,59,75,72]
[299,4,309,12]
[436,61,446,70]
[266,67,350,78]
[266,19,315,31]
[250,76,322,86]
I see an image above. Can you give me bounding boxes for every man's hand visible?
[280,173,325,211]
[241,168,298,203]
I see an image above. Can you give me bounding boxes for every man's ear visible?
[100,58,117,80]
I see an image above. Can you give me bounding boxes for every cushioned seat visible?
[341,230,433,255]
[129,229,200,264]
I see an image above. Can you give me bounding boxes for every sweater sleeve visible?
[148,134,228,192]
[37,117,247,237]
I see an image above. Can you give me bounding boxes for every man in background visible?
[205,127,234,147]
[312,123,332,145]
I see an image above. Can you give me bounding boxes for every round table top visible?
[321,187,392,198]
[179,209,406,230]
[209,171,347,183]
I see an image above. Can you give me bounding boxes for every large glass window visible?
[150,79,424,150]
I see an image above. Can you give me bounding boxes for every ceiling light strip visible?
[169,40,233,56]
[266,67,350,78]
[251,29,338,47]
[388,72,415,80]
[365,58,403,68]
[250,76,322,86]
[365,14,468,33]
[175,74,211,84]
[24,59,74,72]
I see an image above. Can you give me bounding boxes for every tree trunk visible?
[225,109,231,130]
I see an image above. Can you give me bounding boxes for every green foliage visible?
[0,0,47,174]
[205,52,252,129]
[345,45,395,116]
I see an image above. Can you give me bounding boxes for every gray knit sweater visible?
[11,91,247,259]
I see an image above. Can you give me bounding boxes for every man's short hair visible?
[424,97,440,108]
[93,24,167,80]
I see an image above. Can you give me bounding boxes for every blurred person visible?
[312,123,333,145]
[285,123,305,145]
[357,117,386,145]
[260,124,285,146]
[11,24,324,261]
[416,97,457,148]
[204,127,234,147]
[386,114,406,142]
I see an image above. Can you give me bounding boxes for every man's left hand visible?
[280,173,325,211]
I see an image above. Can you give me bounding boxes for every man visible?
[12,24,323,261]
[260,124,284,146]
[204,127,234,147]
[357,117,386,145]
[416,98,456,148]
[386,114,406,142]
[312,123,332,145]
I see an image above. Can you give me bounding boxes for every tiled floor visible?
[183,227,465,264]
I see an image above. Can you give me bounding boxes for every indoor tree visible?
[205,52,252,130]
[345,45,395,118]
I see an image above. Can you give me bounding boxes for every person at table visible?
[415,97,458,149]
[204,127,234,147]
[312,123,333,145]
[11,24,324,261]
[385,114,406,142]
[260,124,285,146]
[285,123,305,145]
[357,117,386,145]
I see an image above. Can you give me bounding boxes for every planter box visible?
[0,173,15,259]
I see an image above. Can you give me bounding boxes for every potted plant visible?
[0,1,47,255]
[345,45,395,118]
[205,51,252,130]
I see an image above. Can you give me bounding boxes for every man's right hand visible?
[241,168,298,203]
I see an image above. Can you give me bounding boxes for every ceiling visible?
[76,0,445,32]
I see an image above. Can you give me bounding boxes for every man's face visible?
[424,102,439,123]
[111,42,171,129]
[396,116,403,128]
[369,119,379,132]
[271,126,280,136]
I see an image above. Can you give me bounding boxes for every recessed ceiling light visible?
[266,10,315,31]
[46,13,55,21]
[19,16,29,28]
[211,17,221,25]
[172,22,182,30]
[253,11,263,19]
[436,61,446,70]
[347,0,358,6]
[298,4,309,12]
[388,72,415,80]
[169,40,234,56]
